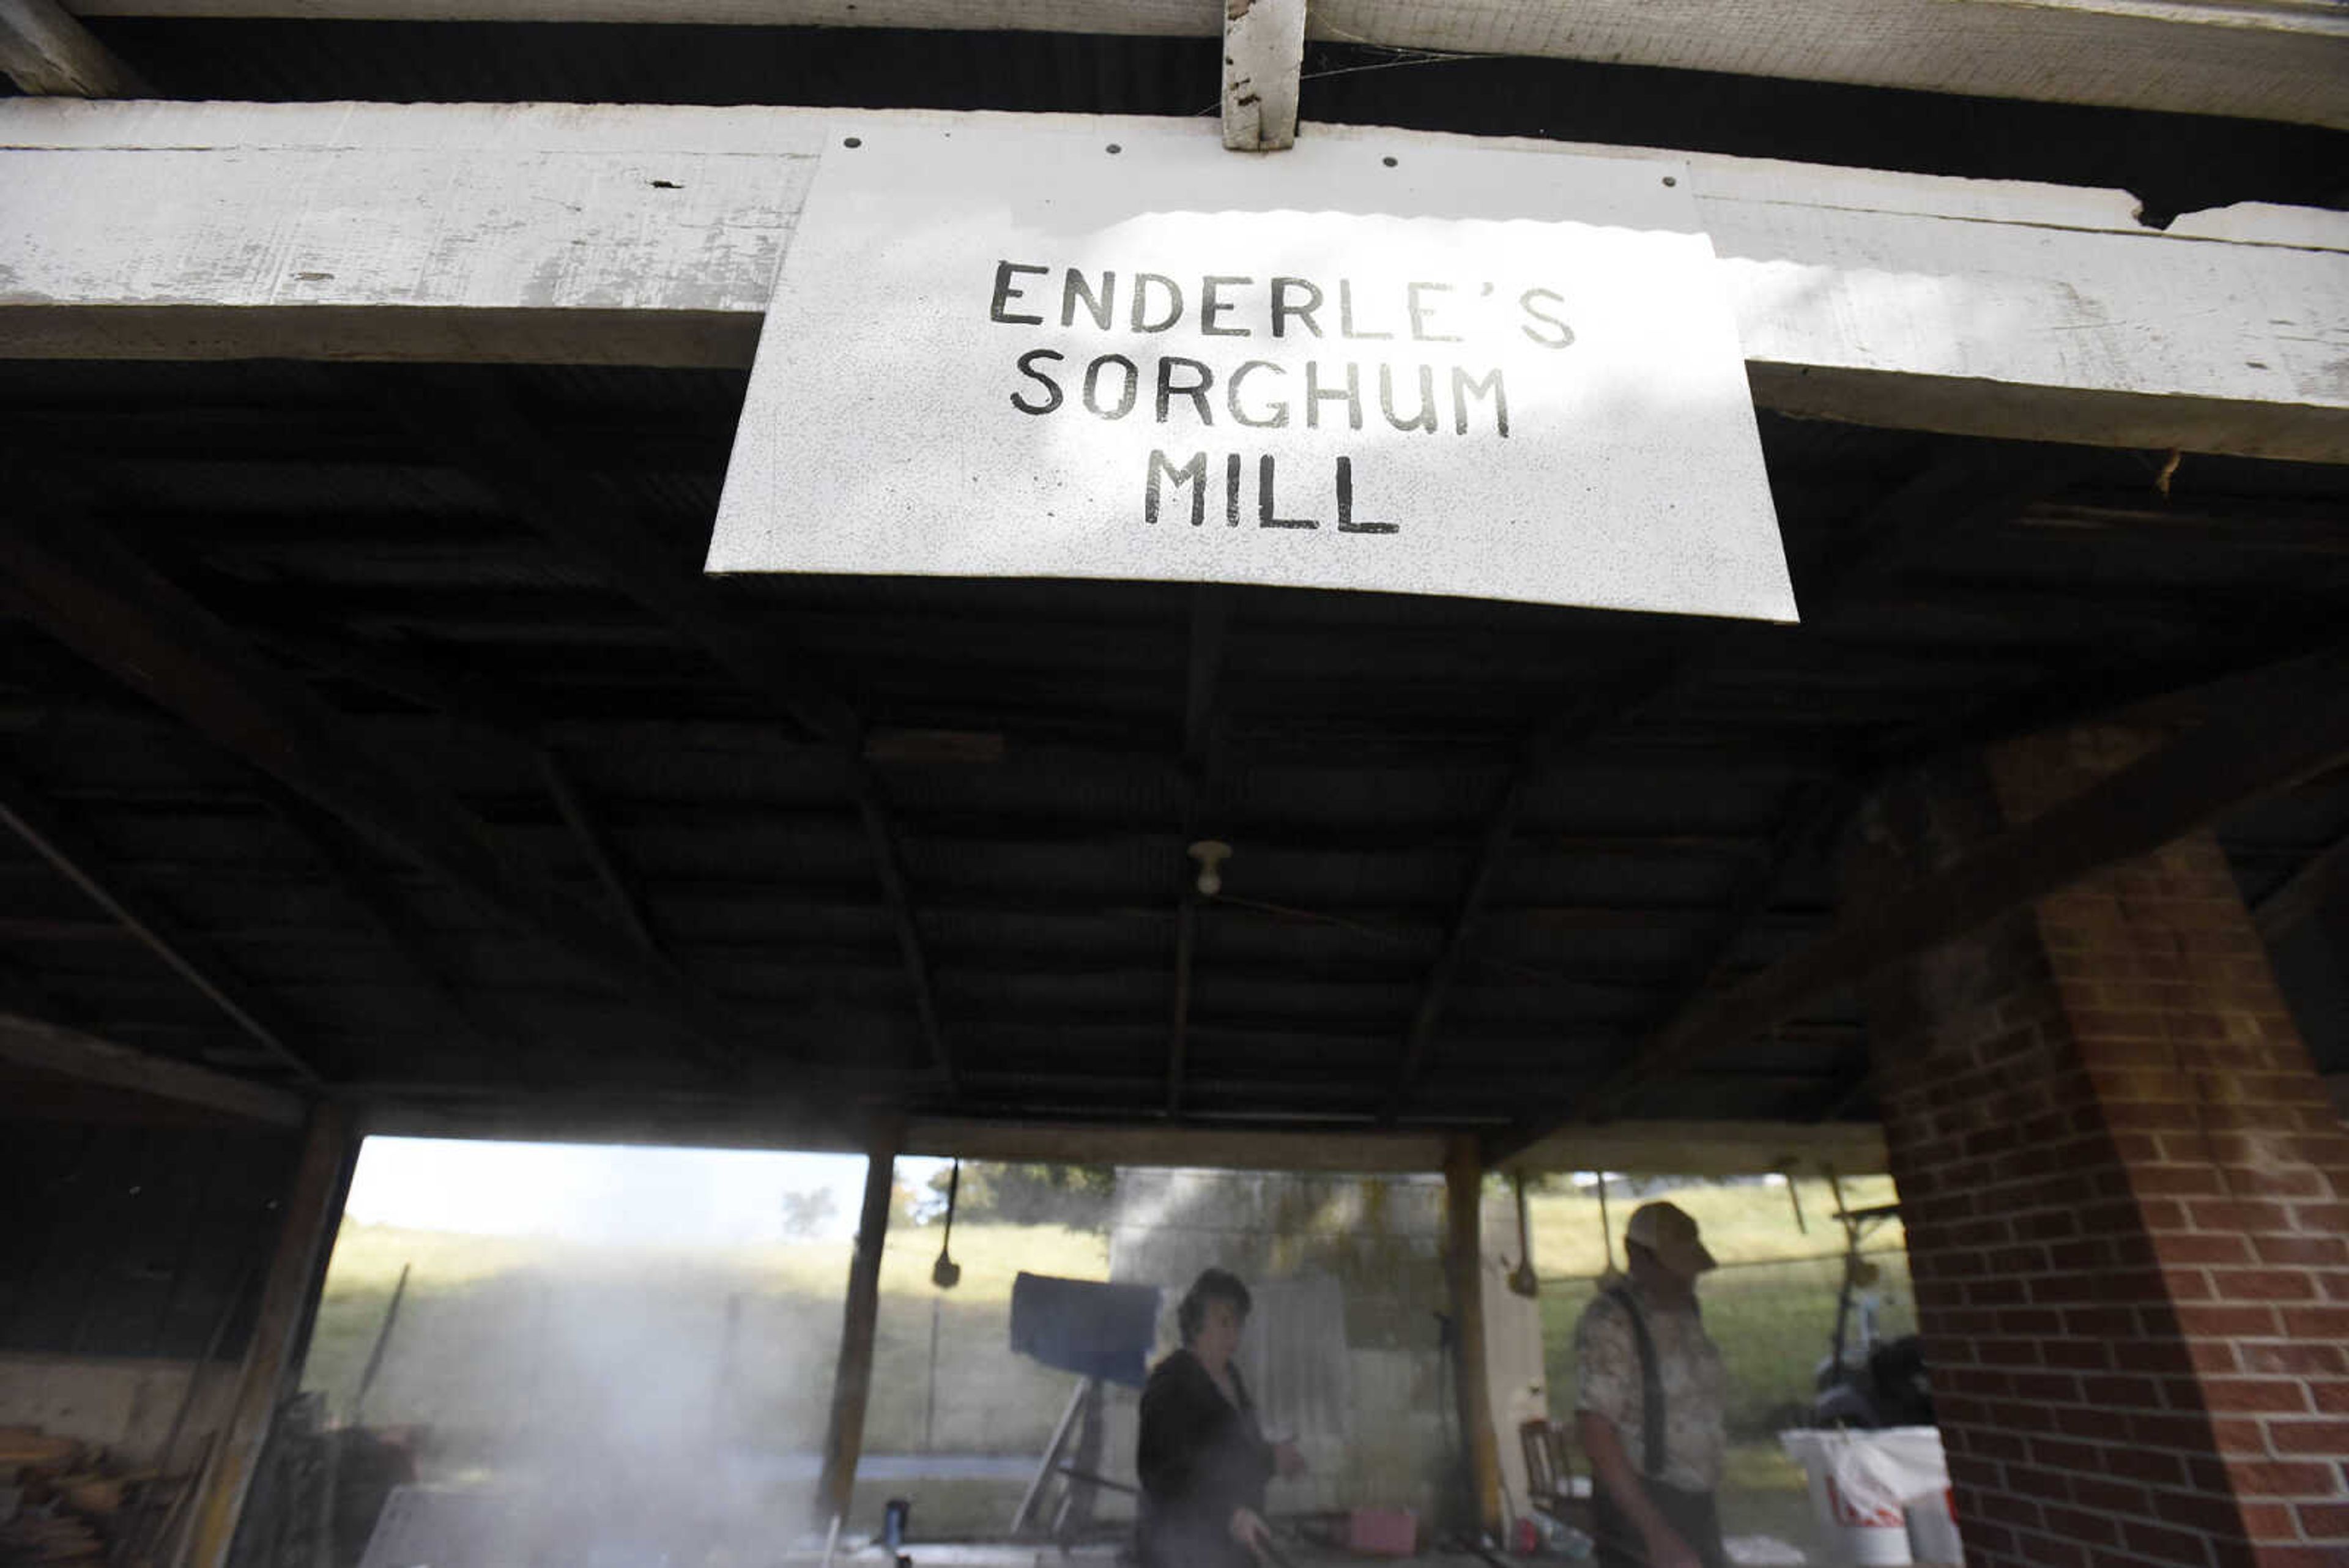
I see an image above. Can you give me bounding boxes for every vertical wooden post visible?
[814,1114,904,1534]
[183,1102,352,1568]
[1443,1135,1505,1541]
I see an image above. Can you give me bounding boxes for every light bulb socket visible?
[1187,839,1233,898]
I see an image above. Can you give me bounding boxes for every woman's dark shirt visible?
[1136,1347,1274,1568]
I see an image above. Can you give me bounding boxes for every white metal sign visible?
[708,122,1795,620]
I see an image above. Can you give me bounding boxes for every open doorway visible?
[289,1135,951,1567]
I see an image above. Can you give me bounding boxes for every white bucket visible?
[1905,1487,1963,1566]
[1825,1474,1913,1566]
[1781,1429,1953,1568]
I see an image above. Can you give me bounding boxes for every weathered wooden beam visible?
[251,615,693,979]
[378,371,856,743]
[0,1011,308,1124]
[1662,781,1855,1011]
[852,774,959,1095]
[0,0,146,95]
[1477,454,2098,1158]
[55,0,2349,127]
[1444,1134,1507,1539]
[184,1104,354,1568]
[250,615,681,973]
[0,760,323,1084]
[1813,1059,1878,1123]
[1385,764,1534,1118]
[1384,658,1685,1116]
[254,619,543,741]
[358,1088,1878,1173]
[3,103,2344,462]
[1222,0,1305,152]
[1488,779,1855,1151]
[256,779,532,1057]
[1799,445,2086,614]
[538,749,667,962]
[1496,1116,1890,1176]
[814,1114,904,1533]
[1497,640,2349,1161]
[379,371,957,1090]
[0,505,754,1074]
[2255,823,2349,942]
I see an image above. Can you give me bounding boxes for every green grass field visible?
[1526,1175,1911,1437]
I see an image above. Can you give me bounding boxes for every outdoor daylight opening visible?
[266,1140,1919,1567]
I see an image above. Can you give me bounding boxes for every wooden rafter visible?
[1663,780,1855,1011]
[187,1106,353,1568]
[254,779,531,1058]
[0,504,752,1075]
[855,782,957,1096]
[0,0,146,95]
[1490,639,2349,1165]
[1393,449,2076,1125]
[0,1011,308,1125]
[251,615,682,964]
[379,373,854,741]
[1382,652,1710,1118]
[0,760,323,1084]
[2254,823,2349,942]
[538,749,667,962]
[1799,445,2084,614]
[1813,1060,1877,1123]
[377,370,958,1093]
[1483,778,1860,1153]
[254,617,541,739]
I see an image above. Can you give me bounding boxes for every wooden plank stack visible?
[0,1425,178,1566]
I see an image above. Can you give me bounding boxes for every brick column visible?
[1850,724,2348,1568]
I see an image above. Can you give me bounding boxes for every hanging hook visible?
[931,1159,962,1290]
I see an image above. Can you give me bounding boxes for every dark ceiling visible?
[3,358,2344,1149]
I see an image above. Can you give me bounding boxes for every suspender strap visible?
[1605,1287,1667,1479]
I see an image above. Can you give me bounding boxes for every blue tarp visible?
[1008,1271,1162,1388]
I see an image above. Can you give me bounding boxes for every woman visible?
[1136,1269,1306,1567]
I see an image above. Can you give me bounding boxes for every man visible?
[1572,1201,1729,1568]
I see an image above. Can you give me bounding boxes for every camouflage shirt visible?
[1571,1278,1727,1494]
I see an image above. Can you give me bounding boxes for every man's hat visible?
[1625,1201,1718,1277]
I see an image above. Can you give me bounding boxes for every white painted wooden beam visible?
[57,0,2349,128]
[363,1091,1888,1172]
[1222,0,1305,152]
[0,1011,310,1125]
[1495,1117,1891,1177]
[0,0,146,95]
[1,102,2345,462]
[1311,0,2349,131]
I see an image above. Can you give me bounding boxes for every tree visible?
[777,1186,839,1239]
[929,1162,1118,1230]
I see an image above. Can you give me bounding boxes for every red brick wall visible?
[1851,727,2348,1568]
